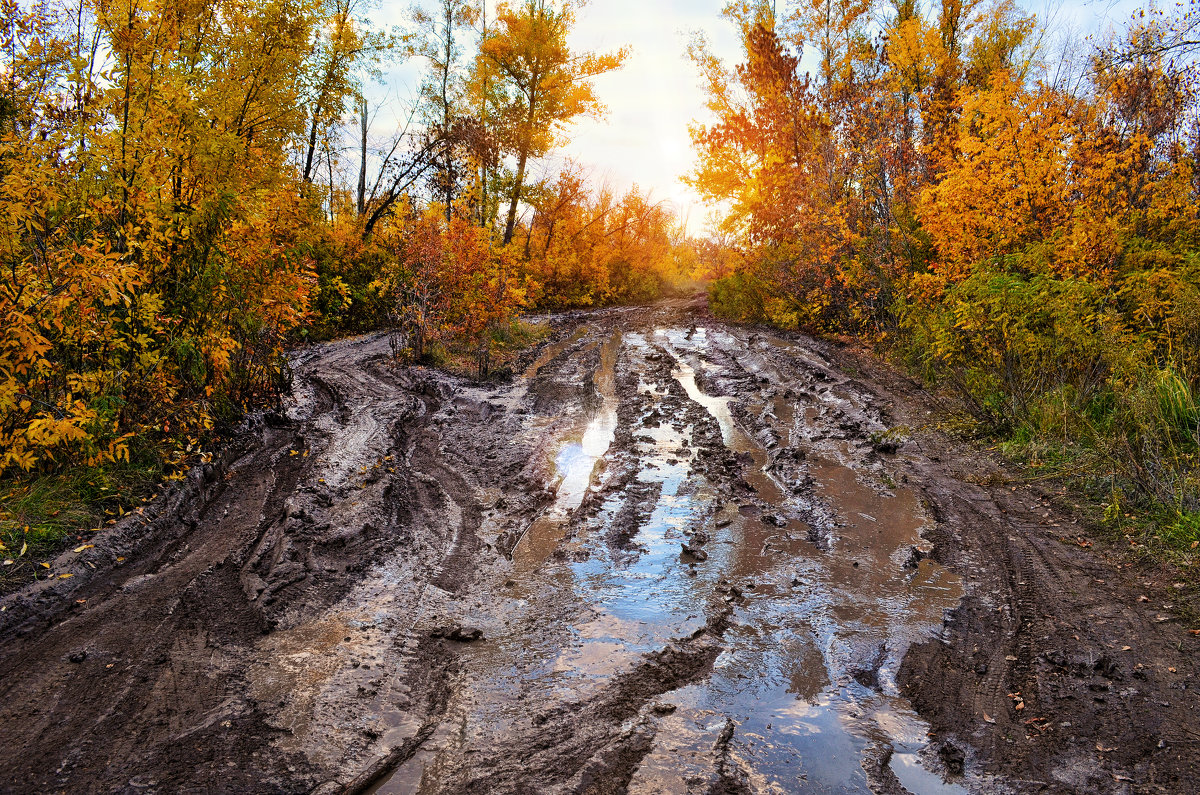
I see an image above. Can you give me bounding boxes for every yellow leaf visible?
[72,544,94,553]
[59,573,74,579]
[40,562,50,569]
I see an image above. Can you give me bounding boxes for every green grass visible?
[0,462,160,593]
[1161,511,1200,549]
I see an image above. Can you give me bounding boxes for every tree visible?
[477,0,626,245]
[411,0,479,222]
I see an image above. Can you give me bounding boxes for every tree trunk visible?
[503,149,528,246]
[302,112,320,184]
[357,98,367,215]
[442,1,454,224]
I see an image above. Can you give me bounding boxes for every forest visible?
[1,0,1199,574]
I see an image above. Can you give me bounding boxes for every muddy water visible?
[625,328,965,793]
[5,303,1194,795]
[513,328,622,570]
[376,319,967,793]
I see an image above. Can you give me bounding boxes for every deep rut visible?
[0,300,1196,795]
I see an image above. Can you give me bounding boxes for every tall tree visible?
[411,0,478,222]
[477,0,626,245]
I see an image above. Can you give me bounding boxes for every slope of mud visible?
[0,298,1195,794]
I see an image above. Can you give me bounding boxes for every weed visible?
[0,463,159,593]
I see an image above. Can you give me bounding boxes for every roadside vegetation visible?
[0,0,698,587]
[690,0,1200,558]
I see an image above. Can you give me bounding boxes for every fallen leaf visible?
[1169,667,1177,673]
[19,541,27,557]
[40,562,50,569]
[983,712,996,724]
[72,544,94,553]
[1096,743,1117,752]
[1,560,11,566]
[59,573,73,579]
[1122,646,1132,651]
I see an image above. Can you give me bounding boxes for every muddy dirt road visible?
[0,300,1196,794]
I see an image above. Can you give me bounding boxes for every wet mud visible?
[0,298,1196,793]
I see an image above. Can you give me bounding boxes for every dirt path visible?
[0,299,1195,794]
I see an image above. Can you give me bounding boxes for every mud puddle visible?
[380,321,966,792]
[513,328,622,570]
[7,299,1191,794]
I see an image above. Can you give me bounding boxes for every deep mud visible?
[0,298,1196,794]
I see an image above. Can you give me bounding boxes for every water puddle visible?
[512,329,622,570]
[626,327,967,792]
[385,323,967,792]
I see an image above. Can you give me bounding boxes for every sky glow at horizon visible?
[372,0,1146,236]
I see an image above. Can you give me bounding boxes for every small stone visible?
[903,546,926,569]
[939,743,965,775]
[432,626,484,642]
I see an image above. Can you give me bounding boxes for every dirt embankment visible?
[0,299,1195,794]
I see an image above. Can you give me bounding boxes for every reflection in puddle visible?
[387,323,968,792]
[512,329,622,569]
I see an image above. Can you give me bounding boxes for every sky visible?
[371,0,1148,236]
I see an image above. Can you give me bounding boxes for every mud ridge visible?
[0,300,1195,794]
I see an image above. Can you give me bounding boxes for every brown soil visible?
[0,298,1194,794]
